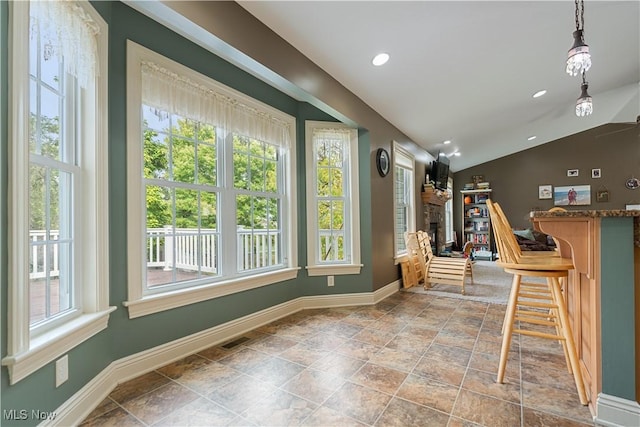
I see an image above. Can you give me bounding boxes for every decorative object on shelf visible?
[596,190,609,202]
[471,175,484,185]
[554,185,591,206]
[566,0,591,77]
[538,185,553,200]
[576,70,593,117]
[567,169,579,177]
[591,168,601,178]
[375,148,390,177]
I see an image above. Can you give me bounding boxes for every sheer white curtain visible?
[30,0,101,88]
[141,61,291,147]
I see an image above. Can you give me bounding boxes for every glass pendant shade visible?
[566,30,591,76]
[575,82,593,117]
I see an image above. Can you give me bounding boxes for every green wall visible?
[600,217,636,400]
[0,2,373,424]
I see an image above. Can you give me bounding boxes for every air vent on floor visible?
[221,336,250,349]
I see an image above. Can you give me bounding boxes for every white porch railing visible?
[147,227,219,273]
[29,230,60,279]
[146,227,279,273]
[30,227,280,280]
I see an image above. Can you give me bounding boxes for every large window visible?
[4,0,112,384]
[126,42,297,318]
[393,143,415,256]
[305,121,361,276]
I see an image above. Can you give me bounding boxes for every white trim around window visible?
[445,177,454,243]
[392,142,416,258]
[124,41,298,318]
[304,121,362,276]
[2,0,114,385]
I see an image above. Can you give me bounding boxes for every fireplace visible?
[428,222,438,253]
[423,202,445,255]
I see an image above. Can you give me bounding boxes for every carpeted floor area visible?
[401,260,545,305]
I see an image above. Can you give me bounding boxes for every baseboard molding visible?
[595,393,640,427]
[49,281,400,426]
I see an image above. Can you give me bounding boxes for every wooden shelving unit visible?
[461,189,493,260]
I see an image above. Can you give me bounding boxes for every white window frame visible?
[305,121,362,276]
[445,177,454,243]
[125,42,298,319]
[392,142,416,257]
[3,0,114,385]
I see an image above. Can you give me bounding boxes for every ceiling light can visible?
[372,53,389,66]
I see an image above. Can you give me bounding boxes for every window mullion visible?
[221,131,236,277]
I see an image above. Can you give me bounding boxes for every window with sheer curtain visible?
[125,42,298,318]
[4,0,111,385]
[393,143,415,256]
[305,121,362,276]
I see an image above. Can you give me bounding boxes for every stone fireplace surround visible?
[423,201,446,255]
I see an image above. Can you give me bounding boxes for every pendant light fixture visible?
[566,0,591,77]
[575,71,593,117]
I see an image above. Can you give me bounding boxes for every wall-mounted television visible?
[431,155,450,190]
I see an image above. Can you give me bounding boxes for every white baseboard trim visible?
[595,393,640,427]
[48,282,400,426]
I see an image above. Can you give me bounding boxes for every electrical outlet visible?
[56,355,69,387]
[327,275,334,286]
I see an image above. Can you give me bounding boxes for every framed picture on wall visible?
[591,168,601,178]
[567,169,579,177]
[554,185,591,206]
[538,185,552,200]
[596,190,609,202]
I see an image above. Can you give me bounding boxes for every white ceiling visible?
[237,1,640,171]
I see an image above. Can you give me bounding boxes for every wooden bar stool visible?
[487,200,588,406]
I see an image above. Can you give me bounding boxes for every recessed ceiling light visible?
[443,140,451,145]
[528,136,537,141]
[372,53,389,66]
[453,152,461,157]
[532,90,547,98]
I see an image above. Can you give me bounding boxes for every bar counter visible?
[530,209,640,425]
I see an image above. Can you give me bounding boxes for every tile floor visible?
[80,291,595,426]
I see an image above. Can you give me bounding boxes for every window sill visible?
[124,267,300,319]
[394,254,409,265]
[305,264,363,276]
[1,307,117,385]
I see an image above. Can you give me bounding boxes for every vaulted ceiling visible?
[132,1,639,171]
[237,1,639,171]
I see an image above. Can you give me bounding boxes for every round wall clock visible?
[376,148,390,177]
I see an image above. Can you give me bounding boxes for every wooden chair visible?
[406,231,473,295]
[486,199,588,405]
[492,202,559,258]
[402,233,426,288]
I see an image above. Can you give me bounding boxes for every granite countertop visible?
[530,210,640,248]
[530,209,640,218]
